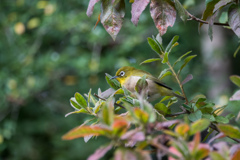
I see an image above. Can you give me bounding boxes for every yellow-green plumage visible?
[112,66,184,101]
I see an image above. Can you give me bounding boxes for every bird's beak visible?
[110,76,118,80]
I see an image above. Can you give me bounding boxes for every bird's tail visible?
[172,92,185,100]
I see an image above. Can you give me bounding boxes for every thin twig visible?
[93,93,126,109]
[187,11,229,26]
[165,111,187,117]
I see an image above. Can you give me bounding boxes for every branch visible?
[93,93,126,109]
[165,111,187,117]
[187,12,229,26]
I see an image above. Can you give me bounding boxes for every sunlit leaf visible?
[174,0,189,22]
[165,35,179,53]
[86,0,100,17]
[217,124,240,139]
[131,0,150,26]
[70,98,81,110]
[189,119,210,135]
[162,52,169,64]
[228,4,240,38]
[65,108,89,117]
[230,75,240,87]
[62,125,111,140]
[112,119,129,136]
[154,102,169,115]
[150,0,176,36]
[134,108,149,123]
[75,92,88,110]
[87,143,113,160]
[140,58,161,65]
[101,0,125,40]
[175,123,190,136]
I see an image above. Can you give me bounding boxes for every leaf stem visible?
[187,11,229,26]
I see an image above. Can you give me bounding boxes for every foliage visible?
[63,36,240,159]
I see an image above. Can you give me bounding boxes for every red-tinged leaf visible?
[192,132,201,152]
[112,119,129,136]
[217,124,240,139]
[150,0,176,36]
[168,146,182,160]
[101,0,125,40]
[175,123,190,136]
[155,120,180,130]
[121,129,145,147]
[200,0,220,28]
[114,148,151,160]
[182,74,193,85]
[232,150,240,160]
[213,0,233,13]
[194,144,210,159]
[131,0,150,26]
[228,4,240,38]
[94,13,101,29]
[87,0,100,17]
[230,144,240,159]
[134,108,149,123]
[62,125,111,140]
[87,143,113,160]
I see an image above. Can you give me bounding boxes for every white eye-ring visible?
[119,71,125,77]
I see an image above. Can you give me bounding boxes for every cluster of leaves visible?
[62,35,240,160]
[87,0,240,42]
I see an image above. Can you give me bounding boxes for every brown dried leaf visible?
[150,0,176,36]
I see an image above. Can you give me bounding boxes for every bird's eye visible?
[119,71,125,77]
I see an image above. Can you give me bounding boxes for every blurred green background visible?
[1,0,240,159]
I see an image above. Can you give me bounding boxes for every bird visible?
[110,66,185,101]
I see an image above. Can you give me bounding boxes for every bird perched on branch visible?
[111,66,185,101]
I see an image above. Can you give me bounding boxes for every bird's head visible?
[111,66,136,85]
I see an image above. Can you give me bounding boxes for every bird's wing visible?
[147,76,173,90]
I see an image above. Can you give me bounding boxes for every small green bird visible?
[111,66,185,101]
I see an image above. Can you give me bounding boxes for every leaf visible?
[189,119,210,135]
[65,109,89,117]
[147,37,162,55]
[105,73,121,90]
[162,52,169,64]
[215,116,229,124]
[233,43,240,57]
[112,119,129,136]
[101,0,125,40]
[228,4,240,38]
[182,74,193,85]
[217,124,240,139]
[202,113,215,121]
[70,98,81,110]
[173,51,192,67]
[150,0,176,36]
[178,55,197,75]
[230,75,240,87]
[135,75,148,95]
[174,0,189,22]
[140,58,161,65]
[75,92,88,110]
[131,0,150,26]
[134,108,149,123]
[232,149,240,160]
[100,88,116,99]
[114,148,151,160]
[62,125,111,140]
[210,151,225,160]
[188,110,202,122]
[230,144,240,160]
[87,143,113,160]
[86,0,100,17]
[182,104,192,111]
[165,35,179,53]
[101,98,114,126]
[121,129,145,147]
[175,123,190,136]
[213,0,233,13]
[154,102,169,115]
[200,0,220,28]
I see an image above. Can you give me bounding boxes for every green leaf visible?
[182,104,192,111]
[165,35,179,53]
[134,108,149,124]
[159,70,172,80]
[210,152,225,160]
[75,92,88,110]
[174,0,189,22]
[70,98,81,110]
[105,73,121,90]
[202,113,215,121]
[160,96,172,102]
[189,119,210,135]
[188,110,202,122]
[154,102,169,115]
[226,113,235,120]
[200,0,220,28]
[147,37,162,55]
[140,58,161,65]
[215,116,229,124]
[217,124,240,139]
[65,108,90,117]
[173,51,192,67]
[162,52,169,64]
[233,43,240,57]
[152,35,164,52]
[178,55,197,75]
[230,75,240,87]
[101,98,114,126]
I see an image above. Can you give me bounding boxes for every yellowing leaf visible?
[14,22,25,35]
[190,119,210,135]
[175,123,190,136]
[217,124,240,139]
[134,108,149,123]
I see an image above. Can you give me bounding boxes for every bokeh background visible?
[1,0,240,159]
